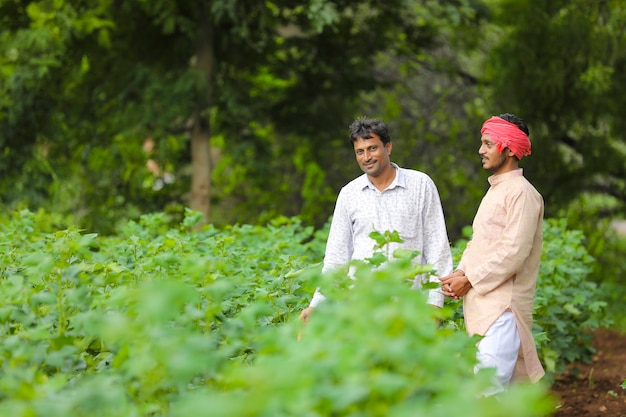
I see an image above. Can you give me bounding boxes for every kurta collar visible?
[488,168,524,186]
[360,163,405,191]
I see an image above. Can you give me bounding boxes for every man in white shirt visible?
[300,117,453,321]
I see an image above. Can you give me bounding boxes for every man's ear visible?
[386,141,392,154]
[505,147,515,158]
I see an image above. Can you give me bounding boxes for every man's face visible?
[353,134,392,178]
[479,133,509,174]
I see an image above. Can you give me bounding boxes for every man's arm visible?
[320,189,354,273]
[305,188,354,311]
[421,177,454,308]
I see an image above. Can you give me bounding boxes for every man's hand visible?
[299,306,315,323]
[440,270,472,300]
[297,306,315,341]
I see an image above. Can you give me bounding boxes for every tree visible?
[0,0,114,213]
[483,0,626,220]
[0,0,481,232]
[371,0,626,238]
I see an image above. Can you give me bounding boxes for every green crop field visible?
[0,209,609,416]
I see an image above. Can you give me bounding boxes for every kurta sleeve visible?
[467,188,542,296]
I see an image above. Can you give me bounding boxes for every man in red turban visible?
[481,115,532,160]
[440,113,545,396]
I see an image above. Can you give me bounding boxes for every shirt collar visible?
[488,168,524,186]
[360,163,405,191]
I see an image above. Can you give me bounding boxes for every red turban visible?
[481,116,531,159]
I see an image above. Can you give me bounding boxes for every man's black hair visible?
[348,117,392,144]
[499,113,530,137]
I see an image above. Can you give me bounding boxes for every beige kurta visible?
[458,168,545,383]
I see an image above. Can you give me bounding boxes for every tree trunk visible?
[190,11,215,224]
[190,114,211,224]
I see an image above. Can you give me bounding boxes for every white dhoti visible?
[474,310,521,396]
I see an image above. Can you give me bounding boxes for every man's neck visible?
[492,159,519,176]
[368,165,397,191]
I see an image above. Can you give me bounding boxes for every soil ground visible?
[551,328,626,417]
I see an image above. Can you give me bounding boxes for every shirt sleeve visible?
[321,188,354,273]
[467,188,542,296]
[420,177,453,308]
[309,288,326,308]
[309,188,354,307]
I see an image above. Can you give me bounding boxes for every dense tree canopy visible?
[1,0,625,240]
[0,0,481,232]
[484,0,626,218]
